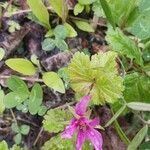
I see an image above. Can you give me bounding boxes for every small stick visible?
[33,127,43,146]
[0,75,43,82]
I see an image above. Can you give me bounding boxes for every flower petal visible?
[76,130,86,150]
[61,119,77,139]
[86,128,103,150]
[89,117,100,127]
[75,95,91,116]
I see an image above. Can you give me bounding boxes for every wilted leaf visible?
[27,0,50,29]
[43,109,72,133]
[106,28,143,66]
[73,20,94,32]
[68,51,124,105]
[42,72,65,93]
[127,102,150,112]
[5,58,36,75]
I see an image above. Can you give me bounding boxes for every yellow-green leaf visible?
[0,48,5,61]
[64,23,77,37]
[74,3,84,16]
[5,58,36,75]
[27,0,50,29]
[49,0,68,22]
[73,20,94,32]
[0,90,5,115]
[42,72,65,93]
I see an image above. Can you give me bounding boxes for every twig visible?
[10,109,18,125]
[0,75,43,82]
[33,127,43,146]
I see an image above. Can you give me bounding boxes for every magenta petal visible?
[76,130,86,150]
[75,95,91,116]
[61,119,77,139]
[89,117,100,127]
[86,128,103,150]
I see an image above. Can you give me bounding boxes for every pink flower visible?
[61,96,103,150]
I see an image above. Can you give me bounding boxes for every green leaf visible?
[106,28,143,66]
[10,145,24,150]
[0,141,8,150]
[0,90,5,114]
[105,104,126,127]
[99,0,116,29]
[127,125,148,150]
[42,38,55,51]
[74,3,84,16]
[27,0,50,29]
[11,123,20,133]
[7,76,29,95]
[14,133,22,145]
[38,105,47,116]
[42,72,65,93]
[0,47,5,61]
[68,51,124,105]
[20,125,30,135]
[124,73,150,103]
[41,135,75,150]
[78,0,97,5]
[43,109,72,133]
[64,23,77,37]
[5,58,36,75]
[49,0,68,21]
[73,20,94,32]
[127,102,150,112]
[54,25,68,39]
[139,141,150,150]
[4,91,28,108]
[55,39,68,51]
[28,83,43,115]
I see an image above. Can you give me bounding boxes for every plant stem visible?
[33,127,43,146]
[10,109,18,126]
[0,75,43,82]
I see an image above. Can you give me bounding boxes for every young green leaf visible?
[7,76,29,95]
[49,0,68,22]
[42,72,65,93]
[4,91,28,108]
[0,90,5,114]
[27,0,50,29]
[5,58,36,75]
[99,0,116,29]
[54,25,68,39]
[127,125,148,150]
[64,23,77,37]
[38,105,47,116]
[73,20,94,32]
[127,102,150,112]
[42,38,55,51]
[55,39,68,51]
[0,47,5,61]
[11,123,20,133]
[14,133,22,145]
[74,3,84,16]
[106,28,143,66]
[0,141,8,150]
[43,109,72,133]
[68,51,124,105]
[105,104,126,127]
[28,83,43,115]
[20,125,30,135]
